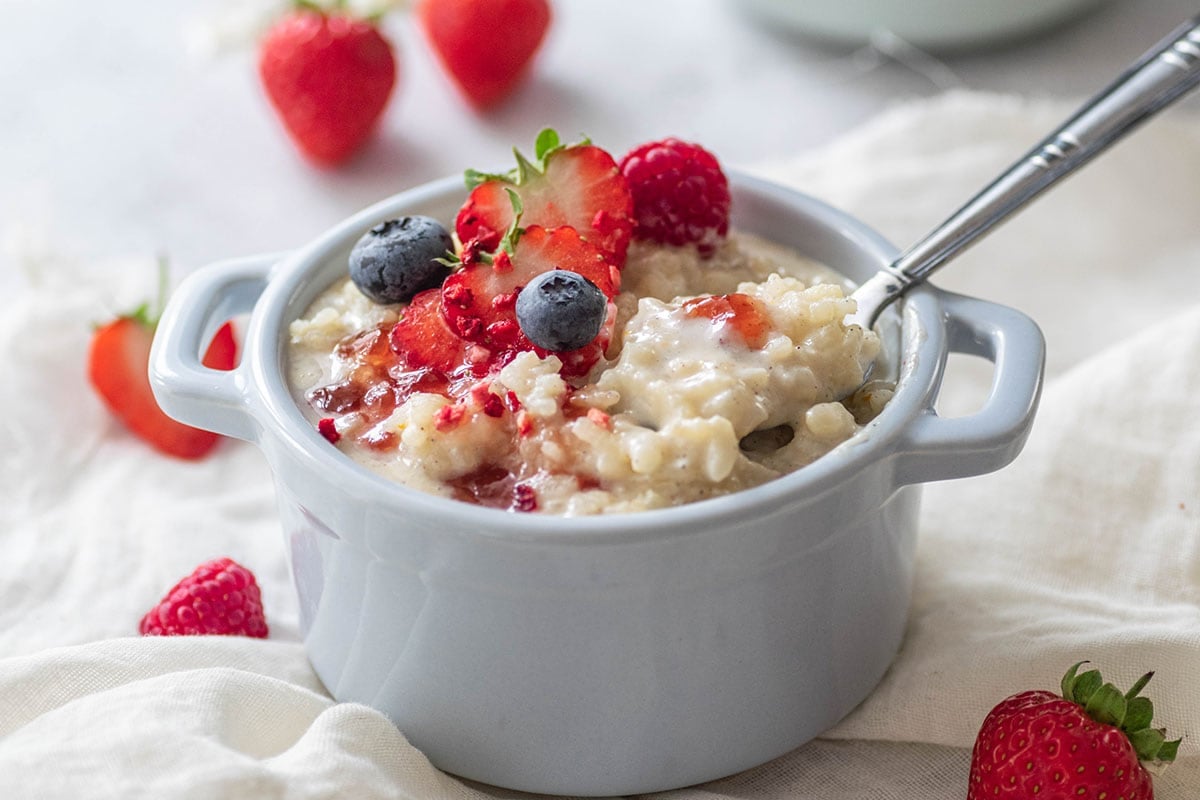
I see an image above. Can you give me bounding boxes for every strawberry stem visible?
[1059,663,1181,764]
[498,188,524,255]
[1125,671,1154,700]
[124,256,171,329]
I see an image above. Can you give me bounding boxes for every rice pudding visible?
[289,232,888,515]
[286,132,890,515]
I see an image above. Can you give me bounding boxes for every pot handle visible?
[149,253,281,443]
[893,292,1045,486]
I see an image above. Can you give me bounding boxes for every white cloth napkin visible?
[1,91,1197,799]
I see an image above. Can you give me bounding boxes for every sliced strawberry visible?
[455,180,510,252]
[307,294,473,439]
[441,225,618,350]
[456,130,634,264]
[389,287,475,375]
[308,291,484,437]
[441,227,617,379]
[89,319,236,460]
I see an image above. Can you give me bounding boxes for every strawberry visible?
[388,286,476,375]
[258,7,397,166]
[88,281,237,460]
[139,557,268,637]
[203,317,238,369]
[968,662,1180,800]
[416,0,551,110]
[440,224,616,376]
[308,294,476,432]
[456,129,634,264]
[682,293,771,349]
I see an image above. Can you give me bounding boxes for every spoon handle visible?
[852,16,1200,328]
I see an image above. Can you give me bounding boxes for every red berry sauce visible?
[682,293,771,349]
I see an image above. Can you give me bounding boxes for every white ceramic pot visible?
[740,0,1110,50]
[149,174,1044,796]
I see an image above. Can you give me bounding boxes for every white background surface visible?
[4,0,1200,282]
[4,4,1200,798]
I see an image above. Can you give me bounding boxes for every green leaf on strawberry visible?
[1059,661,1181,762]
[498,188,523,254]
[1083,681,1126,726]
[1125,695,1154,731]
[463,129,580,189]
[534,127,561,162]
[1063,663,1103,705]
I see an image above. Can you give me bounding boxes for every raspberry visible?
[139,557,268,637]
[618,138,731,256]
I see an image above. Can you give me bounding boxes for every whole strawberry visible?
[140,557,268,638]
[968,662,1180,800]
[416,0,551,109]
[258,6,397,166]
[88,268,237,460]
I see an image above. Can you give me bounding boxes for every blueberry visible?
[348,216,454,304]
[515,270,607,352]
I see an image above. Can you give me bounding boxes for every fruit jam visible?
[682,293,771,349]
[307,323,467,448]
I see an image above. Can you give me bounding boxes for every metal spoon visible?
[845,16,1200,343]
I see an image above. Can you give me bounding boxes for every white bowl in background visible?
[739,0,1111,50]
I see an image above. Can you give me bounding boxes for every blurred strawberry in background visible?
[416,0,552,109]
[255,1,552,164]
[258,3,398,166]
[87,267,237,460]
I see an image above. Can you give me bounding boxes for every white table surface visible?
[4,0,1200,285]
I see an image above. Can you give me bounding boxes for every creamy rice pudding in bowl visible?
[150,136,1044,796]
[289,231,887,515]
